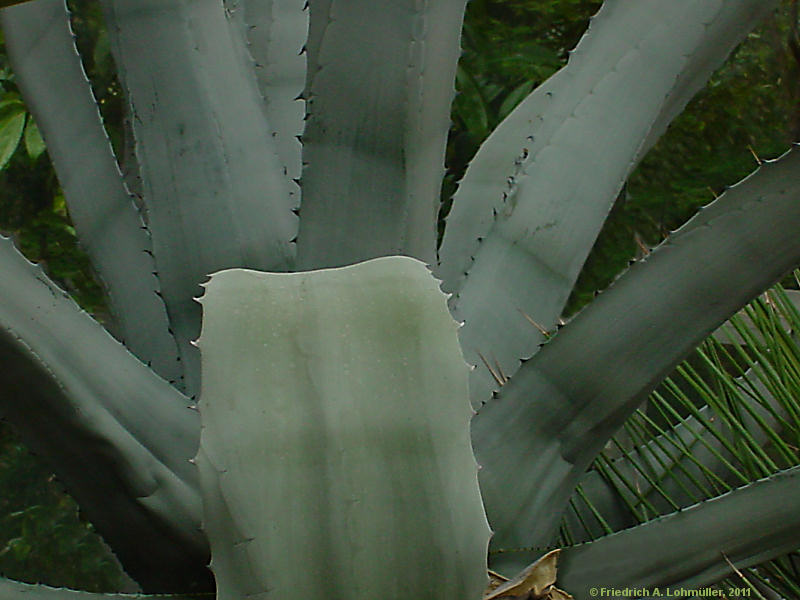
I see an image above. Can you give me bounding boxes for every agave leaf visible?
[100,0,298,396]
[196,257,490,600]
[303,0,331,92]
[0,235,207,592]
[472,146,800,553]
[565,289,800,556]
[567,343,798,543]
[567,404,728,543]
[555,466,800,596]
[224,0,307,211]
[1,0,181,384]
[0,577,201,600]
[564,286,800,542]
[437,0,777,407]
[295,0,467,270]
[493,468,800,595]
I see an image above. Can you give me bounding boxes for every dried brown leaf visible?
[483,549,564,599]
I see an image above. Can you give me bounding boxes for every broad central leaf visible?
[196,256,490,600]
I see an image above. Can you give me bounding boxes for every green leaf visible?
[472,146,800,554]
[0,100,24,170]
[196,257,490,600]
[437,0,778,407]
[497,79,533,122]
[454,65,491,139]
[22,116,44,160]
[91,29,114,81]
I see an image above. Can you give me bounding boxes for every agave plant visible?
[0,0,798,598]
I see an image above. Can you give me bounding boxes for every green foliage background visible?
[0,0,797,590]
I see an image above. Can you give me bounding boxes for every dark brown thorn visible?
[478,352,505,387]
[747,145,763,165]
[517,309,551,338]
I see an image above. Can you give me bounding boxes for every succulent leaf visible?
[473,146,800,554]
[1,0,181,384]
[0,235,207,592]
[0,576,200,600]
[196,257,490,600]
[100,0,298,396]
[0,0,797,594]
[224,0,307,212]
[493,466,800,597]
[295,0,467,270]
[437,0,777,407]
[568,361,794,542]
[302,0,331,93]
